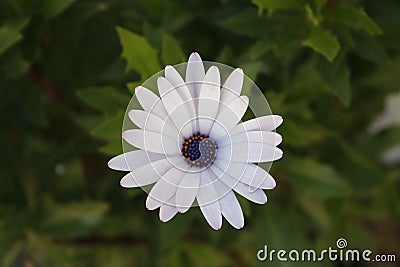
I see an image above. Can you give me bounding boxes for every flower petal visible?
[217,142,283,163]
[135,86,168,118]
[146,162,191,210]
[230,115,283,137]
[165,65,198,133]
[197,170,222,230]
[211,165,267,204]
[108,150,165,171]
[122,129,179,155]
[175,171,200,213]
[214,160,276,189]
[159,196,179,222]
[209,96,249,139]
[210,176,244,229]
[158,77,194,138]
[220,68,244,105]
[218,131,282,148]
[129,110,179,140]
[185,52,205,100]
[119,157,179,188]
[198,66,221,134]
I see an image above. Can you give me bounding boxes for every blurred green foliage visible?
[1,0,399,266]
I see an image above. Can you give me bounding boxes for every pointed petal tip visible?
[165,65,173,72]
[107,157,113,167]
[160,217,168,223]
[146,196,160,211]
[204,66,220,83]
[232,222,244,230]
[177,206,190,213]
[235,68,243,74]
[189,51,201,58]
[274,115,283,127]
[276,133,283,145]
[134,86,143,95]
[210,223,222,231]
[157,76,164,83]
[275,148,284,160]
[241,95,249,104]
[259,196,268,204]
[107,158,116,170]
[120,175,132,188]
[206,216,222,230]
[121,131,130,141]
[188,52,203,63]
[208,65,219,72]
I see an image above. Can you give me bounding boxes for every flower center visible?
[181,133,217,168]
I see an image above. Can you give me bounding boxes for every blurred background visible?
[0,0,399,266]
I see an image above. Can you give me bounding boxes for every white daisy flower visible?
[108,52,283,230]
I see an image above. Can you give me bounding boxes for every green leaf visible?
[0,50,30,79]
[116,26,161,80]
[328,6,382,36]
[0,19,29,56]
[41,0,77,17]
[99,139,123,155]
[305,4,320,26]
[218,8,270,37]
[91,111,124,140]
[278,155,351,198]
[76,86,130,116]
[327,63,351,106]
[353,32,388,63]
[280,119,329,147]
[317,58,351,106]
[161,35,186,65]
[299,196,331,231]
[41,200,110,238]
[356,9,382,36]
[302,26,340,62]
[185,244,232,267]
[252,0,302,15]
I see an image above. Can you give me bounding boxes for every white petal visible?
[230,115,283,137]
[220,191,244,229]
[122,129,179,155]
[185,52,205,100]
[197,170,222,230]
[217,142,283,163]
[211,165,267,204]
[135,86,168,118]
[220,68,244,105]
[209,96,249,139]
[198,66,221,134]
[145,195,162,211]
[175,171,200,213]
[108,150,165,171]
[165,65,186,88]
[146,162,190,210]
[208,171,244,229]
[165,65,198,133]
[128,110,179,140]
[120,157,178,188]
[214,160,276,189]
[158,77,194,138]
[159,196,178,222]
[219,131,282,148]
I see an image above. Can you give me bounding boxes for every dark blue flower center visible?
[181,133,217,168]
